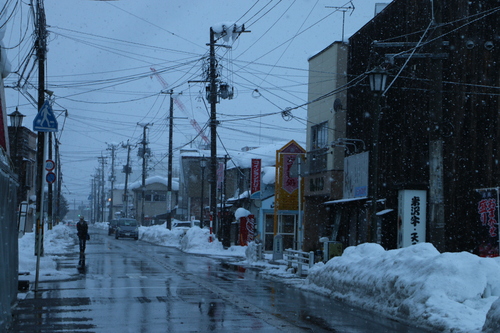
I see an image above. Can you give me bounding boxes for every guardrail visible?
[284,249,315,276]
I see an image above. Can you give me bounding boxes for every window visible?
[311,121,328,150]
[145,191,167,202]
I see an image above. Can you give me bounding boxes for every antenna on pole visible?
[326,2,355,43]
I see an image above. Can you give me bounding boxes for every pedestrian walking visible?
[76,216,89,253]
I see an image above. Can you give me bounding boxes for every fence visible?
[284,249,315,276]
[0,149,19,331]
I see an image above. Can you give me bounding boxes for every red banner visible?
[251,159,261,196]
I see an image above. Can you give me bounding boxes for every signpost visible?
[33,100,58,291]
[33,101,58,132]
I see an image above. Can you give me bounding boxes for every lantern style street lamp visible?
[200,156,207,227]
[8,109,25,128]
[368,66,388,243]
[369,66,388,94]
[8,109,26,172]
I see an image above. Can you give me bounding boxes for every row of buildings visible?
[13,0,500,259]
[90,0,500,257]
[167,0,500,256]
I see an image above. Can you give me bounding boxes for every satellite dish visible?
[333,98,343,112]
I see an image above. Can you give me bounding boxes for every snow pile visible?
[483,298,500,333]
[262,166,275,185]
[139,224,186,248]
[18,223,500,332]
[306,243,500,333]
[180,226,223,253]
[18,224,76,282]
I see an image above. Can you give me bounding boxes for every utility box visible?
[323,241,343,262]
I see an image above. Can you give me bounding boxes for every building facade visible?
[344,0,500,253]
[303,42,348,252]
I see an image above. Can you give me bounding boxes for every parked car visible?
[115,218,139,240]
[108,219,119,235]
[172,220,200,234]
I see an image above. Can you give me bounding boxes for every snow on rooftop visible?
[126,175,179,191]
[229,142,288,169]
[262,166,275,185]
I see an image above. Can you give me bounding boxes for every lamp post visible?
[8,109,25,212]
[200,156,207,228]
[368,66,388,244]
[8,109,25,172]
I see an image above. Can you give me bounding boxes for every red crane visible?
[150,67,210,146]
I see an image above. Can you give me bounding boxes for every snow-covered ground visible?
[18,222,500,333]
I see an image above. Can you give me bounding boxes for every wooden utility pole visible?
[107,144,117,222]
[55,139,61,224]
[208,27,218,236]
[167,91,174,229]
[34,0,47,292]
[138,123,152,225]
[428,0,445,251]
[122,140,132,218]
[97,155,106,222]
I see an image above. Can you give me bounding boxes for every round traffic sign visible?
[46,172,56,184]
[45,159,55,171]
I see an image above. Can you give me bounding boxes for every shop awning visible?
[323,197,368,205]
[376,209,394,216]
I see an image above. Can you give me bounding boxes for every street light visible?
[368,66,388,94]
[8,109,25,172]
[200,156,207,228]
[8,109,25,128]
[368,66,388,243]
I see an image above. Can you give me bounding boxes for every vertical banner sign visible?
[476,188,499,257]
[283,154,298,194]
[250,159,261,199]
[398,190,427,248]
[275,140,305,214]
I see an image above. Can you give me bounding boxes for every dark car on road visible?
[108,219,119,235]
[115,218,139,240]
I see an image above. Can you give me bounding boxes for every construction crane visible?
[150,67,210,147]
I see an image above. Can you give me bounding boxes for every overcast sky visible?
[2,0,388,206]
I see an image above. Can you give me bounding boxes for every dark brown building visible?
[345,0,500,253]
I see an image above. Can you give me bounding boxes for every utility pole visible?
[97,155,106,222]
[34,0,47,292]
[208,27,218,236]
[167,91,174,229]
[55,138,61,224]
[107,143,117,222]
[138,123,152,225]
[207,24,248,240]
[90,177,94,222]
[428,0,445,251]
[122,140,132,218]
[47,132,53,229]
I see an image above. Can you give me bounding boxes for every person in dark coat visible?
[76,216,89,253]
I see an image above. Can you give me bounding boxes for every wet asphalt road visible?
[10,227,430,333]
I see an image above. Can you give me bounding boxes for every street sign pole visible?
[34,132,47,292]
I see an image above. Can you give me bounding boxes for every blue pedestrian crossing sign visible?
[33,100,58,132]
